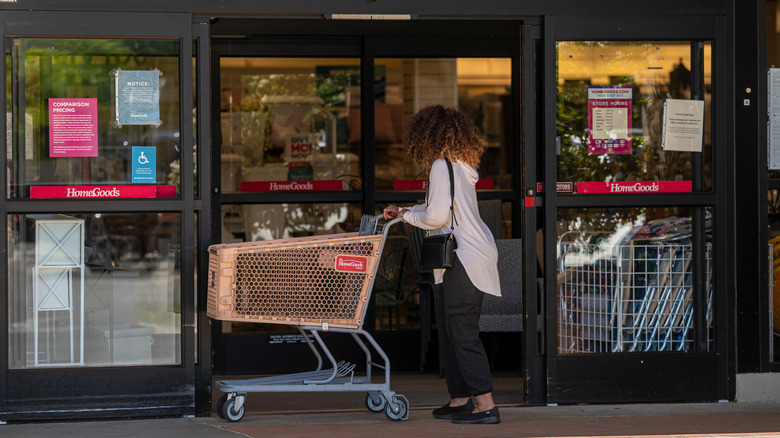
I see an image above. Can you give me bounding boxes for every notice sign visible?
[114,69,162,127]
[48,98,98,157]
[769,69,780,169]
[587,86,632,155]
[662,99,704,152]
[285,134,314,162]
[132,146,156,183]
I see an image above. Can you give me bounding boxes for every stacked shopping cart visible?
[557,223,713,354]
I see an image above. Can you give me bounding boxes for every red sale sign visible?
[575,181,692,194]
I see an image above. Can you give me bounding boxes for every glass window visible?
[556,207,713,354]
[219,58,361,193]
[556,42,712,194]
[8,213,181,368]
[769,190,780,362]
[374,58,512,191]
[7,38,182,199]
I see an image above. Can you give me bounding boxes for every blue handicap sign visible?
[132,146,156,183]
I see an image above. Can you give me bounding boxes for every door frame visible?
[208,21,527,384]
[542,14,732,403]
[0,10,199,420]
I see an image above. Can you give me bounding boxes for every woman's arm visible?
[402,159,452,229]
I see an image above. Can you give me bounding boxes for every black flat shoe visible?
[432,399,475,419]
[451,407,501,424]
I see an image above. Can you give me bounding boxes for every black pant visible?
[435,255,493,398]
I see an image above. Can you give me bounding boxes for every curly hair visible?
[405,104,486,170]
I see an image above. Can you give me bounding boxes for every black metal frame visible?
[0,11,201,420]
[542,15,732,403]
[208,22,524,379]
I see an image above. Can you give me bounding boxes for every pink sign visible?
[392,179,494,191]
[575,181,692,194]
[240,180,345,192]
[30,185,176,199]
[587,87,632,155]
[49,98,98,157]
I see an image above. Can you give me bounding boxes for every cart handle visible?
[375,214,405,239]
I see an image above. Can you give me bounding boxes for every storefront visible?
[0,0,774,422]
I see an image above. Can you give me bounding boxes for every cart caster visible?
[365,391,386,413]
[222,397,246,422]
[215,394,228,419]
[383,395,409,421]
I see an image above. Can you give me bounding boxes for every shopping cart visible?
[557,230,713,354]
[207,214,409,422]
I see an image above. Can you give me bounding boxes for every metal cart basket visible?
[207,215,408,422]
[557,231,713,354]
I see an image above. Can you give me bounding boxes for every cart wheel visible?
[215,394,227,419]
[365,392,386,413]
[222,398,245,422]
[383,397,409,421]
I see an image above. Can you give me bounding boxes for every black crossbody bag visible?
[420,159,458,270]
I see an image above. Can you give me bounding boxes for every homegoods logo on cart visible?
[335,255,368,273]
[269,181,314,191]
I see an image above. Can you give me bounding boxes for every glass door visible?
[543,15,729,403]
[211,30,524,382]
[0,11,199,420]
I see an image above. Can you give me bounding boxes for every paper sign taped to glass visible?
[111,68,163,127]
[662,98,704,152]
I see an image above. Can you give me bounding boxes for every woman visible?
[383,104,501,425]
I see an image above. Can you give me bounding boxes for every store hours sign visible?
[112,68,162,127]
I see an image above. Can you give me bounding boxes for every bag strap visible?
[425,159,457,232]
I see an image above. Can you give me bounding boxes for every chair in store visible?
[479,239,523,370]
[373,235,411,330]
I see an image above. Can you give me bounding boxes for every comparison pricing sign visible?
[49,98,98,157]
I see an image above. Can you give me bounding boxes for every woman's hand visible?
[383,205,400,220]
[383,205,408,220]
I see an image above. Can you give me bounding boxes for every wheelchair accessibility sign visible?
[132,146,156,183]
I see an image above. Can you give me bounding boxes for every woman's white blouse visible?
[403,158,501,296]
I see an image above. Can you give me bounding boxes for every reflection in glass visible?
[8,213,182,368]
[219,58,361,193]
[769,190,780,362]
[556,42,712,191]
[8,38,182,199]
[374,58,512,191]
[556,207,713,354]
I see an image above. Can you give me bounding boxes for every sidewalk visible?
[2,401,779,438]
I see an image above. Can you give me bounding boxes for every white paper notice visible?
[662,99,704,152]
[769,69,780,169]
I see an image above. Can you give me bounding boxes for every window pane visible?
[8,213,181,368]
[556,207,713,354]
[556,42,712,193]
[375,58,512,191]
[219,58,361,193]
[8,38,181,199]
[769,190,780,362]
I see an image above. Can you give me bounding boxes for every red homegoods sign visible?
[393,179,494,191]
[30,185,177,199]
[240,180,344,192]
[334,255,368,273]
[576,181,692,194]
